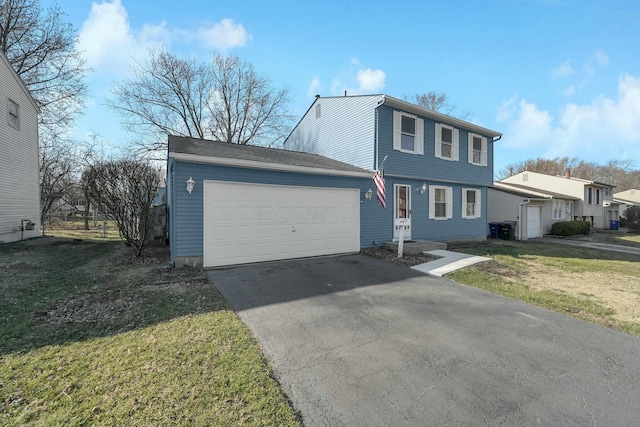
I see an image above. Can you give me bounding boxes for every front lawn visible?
[448,238,640,337]
[0,236,300,426]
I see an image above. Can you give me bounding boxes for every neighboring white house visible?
[614,189,640,219]
[499,170,618,229]
[0,49,40,243]
[489,182,579,240]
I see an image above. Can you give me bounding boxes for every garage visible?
[167,135,375,268]
[203,181,360,267]
[527,206,541,238]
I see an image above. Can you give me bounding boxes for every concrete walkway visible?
[546,238,640,256]
[411,249,492,277]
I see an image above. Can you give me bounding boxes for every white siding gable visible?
[285,95,383,171]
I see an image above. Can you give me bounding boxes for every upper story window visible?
[8,99,19,130]
[393,111,423,155]
[462,188,481,219]
[428,185,453,220]
[596,188,601,205]
[468,133,487,166]
[553,200,565,220]
[435,123,459,161]
[587,187,593,204]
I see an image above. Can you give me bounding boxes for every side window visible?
[467,133,487,166]
[461,188,481,219]
[8,99,19,130]
[553,200,565,220]
[393,111,424,155]
[428,185,453,220]
[435,123,459,161]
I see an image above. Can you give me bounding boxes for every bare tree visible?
[84,159,160,256]
[0,0,87,134]
[497,156,639,191]
[39,132,76,234]
[109,48,293,157]
[406,91,470,120]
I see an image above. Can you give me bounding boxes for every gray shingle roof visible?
[168,135,370,174]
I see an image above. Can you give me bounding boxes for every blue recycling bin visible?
[610,220,619,230]
[489,222,501,238]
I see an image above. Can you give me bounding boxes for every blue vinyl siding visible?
[168,160,388,260]
[376,105,494,186]
[383,177,487,242]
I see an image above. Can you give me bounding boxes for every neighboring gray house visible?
[499,170,617,229]
[0,50,40,243]
[489,182,579,239]
[284,94,502,244]
[614,189,640,219]
[167,136,374,268]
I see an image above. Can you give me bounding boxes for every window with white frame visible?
[393,111,424,154]
[429,185,453,220]
[467,133,487,166]
[587,187,593,204]
[435,123,459,161]
[8,99,19,130]
[462,188,481,219]
[553,200,565,220]
[596,188,601,205]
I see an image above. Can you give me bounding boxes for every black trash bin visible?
[489,222,501,239]
[499,221,517,240]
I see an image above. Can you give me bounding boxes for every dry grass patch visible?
[448,238,640,337]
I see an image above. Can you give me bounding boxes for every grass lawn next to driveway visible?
[448,235,640,338]
[0,235,300,426]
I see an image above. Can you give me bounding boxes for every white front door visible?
[527,206,541,239]
[394,184,411,240]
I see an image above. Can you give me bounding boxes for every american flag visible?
[373,167,386,209]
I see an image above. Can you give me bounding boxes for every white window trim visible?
[8,98,20,130]
[435,123,459,161]
[429,185,453,220]
[461,188,482,219]
[467,133,487,166]
[552,200,565,220]
[393,111,424,155]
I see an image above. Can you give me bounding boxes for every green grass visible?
[448,240,640,337]
[0,237,300,426]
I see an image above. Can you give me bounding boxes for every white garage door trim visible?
[527,206,541,239]
[203,181,360,268]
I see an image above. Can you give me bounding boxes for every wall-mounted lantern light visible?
[186,177,195,194]
[419,182,427,194]
[364,188,373,200]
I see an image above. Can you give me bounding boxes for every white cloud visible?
[497,74,640,162]
[78,0,249,74]
[357,68,386,92]
[306,77,320,97]
[328,58,386,96]
[197,19,251,50]
[591,49,609,67]
[551,59,574,78]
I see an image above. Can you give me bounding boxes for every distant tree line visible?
[497,157,640,192]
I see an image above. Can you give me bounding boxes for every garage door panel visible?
[204,181,360,267]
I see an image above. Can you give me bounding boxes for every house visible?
[167,135,380,268]
[0,50,40,243]
[284,94,502,244]
[489,182,579,239]
[614,189,640,219]
[499,170,618,229]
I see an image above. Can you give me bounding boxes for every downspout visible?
[518,198,530,240]
[374,104,379,169]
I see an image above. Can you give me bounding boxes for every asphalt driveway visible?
[208,254,640,426]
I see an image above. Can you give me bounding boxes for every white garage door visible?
[203,181,360,267]
[527,206,541,239]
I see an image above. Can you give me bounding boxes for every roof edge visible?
[169,152,373,179]
[381,95,502,138]
[0,50,40,113]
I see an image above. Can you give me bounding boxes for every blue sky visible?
[46,0,640,175]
